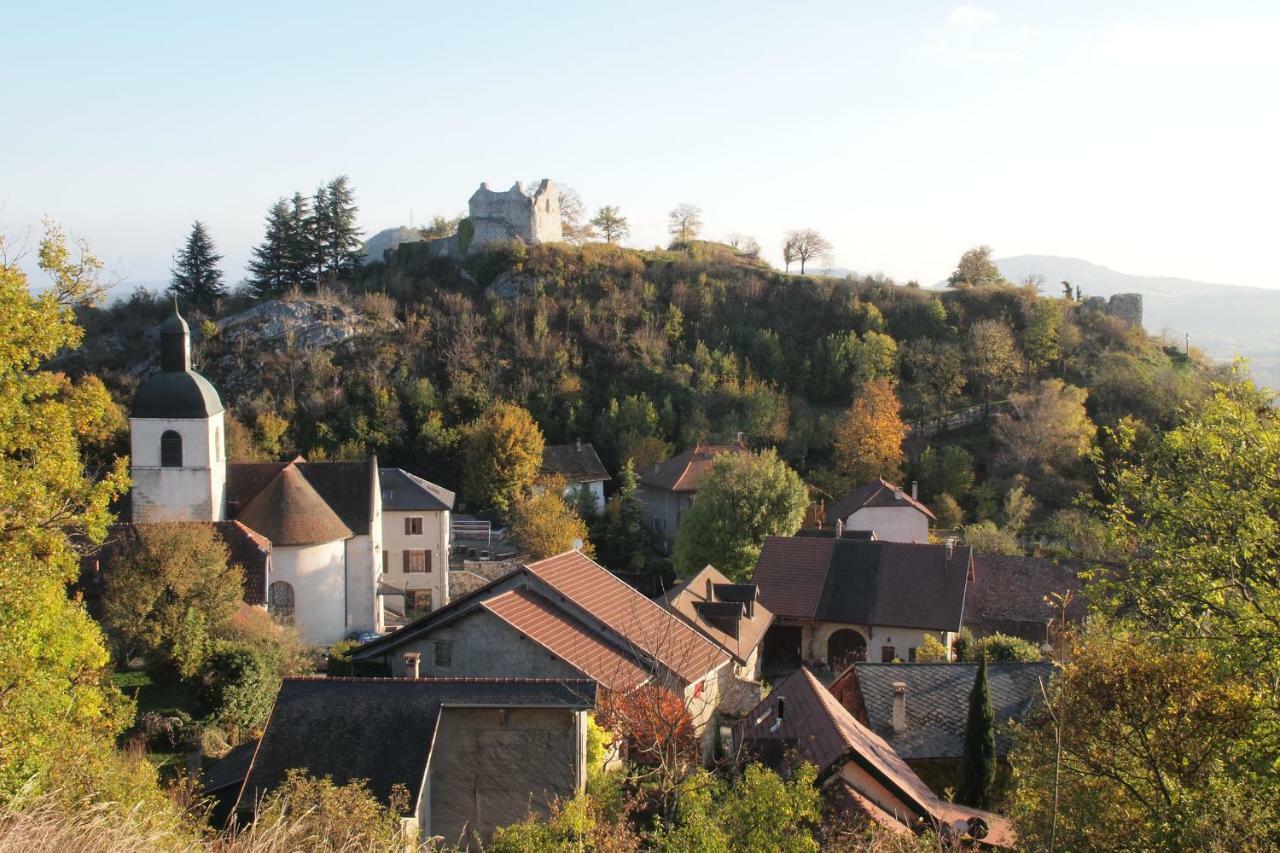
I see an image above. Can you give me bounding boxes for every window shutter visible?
[402,550,409,572]
[382,551,388,573]
[425,550,433,573]
[404,517,411,535]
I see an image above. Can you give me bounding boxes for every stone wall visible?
[467,180,562,252]
[1107,292,1143,328]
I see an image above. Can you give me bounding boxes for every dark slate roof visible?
[964,556,1086,643]
[380,468,455,512]
[202,740,257,794]
[541,443,609,484]
[237,465,353,546]
[840,662,1055,760]
[754,537,971,632]
[826,478,936,524]
[131,370,225,419]
[638,443,747,492]
[212,521,271,606]
[236,677,596,814]
[226,462,288,516]
[296,461,374,533]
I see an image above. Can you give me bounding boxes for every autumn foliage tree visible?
[510,482,593,560]
[460,401,545,512]
[833,379,907,484]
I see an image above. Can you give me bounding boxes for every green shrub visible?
[200,642,279,737]
[916,633,950,662]
[325,640,358,677]
[963,633,1042,663]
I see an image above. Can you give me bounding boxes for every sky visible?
[3,1,1279,296]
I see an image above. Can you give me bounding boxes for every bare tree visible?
[784,229,833,275]
[557,185,595,245]
[668,204,703,243]
[590,206,630,244]
[726,234,761,258]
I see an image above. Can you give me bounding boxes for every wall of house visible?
[802,620,953,667]
[382,608,587,681]
[270,540,348,645]
[837,761,917,828]
[381,508,450,610]
[564,481,605,515]
[425,706,583,847]
[843,506,929,543]
[129,413,226,522]
[344,533,379,635]
[639,486,691,553]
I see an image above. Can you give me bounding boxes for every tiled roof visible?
[541,443,609,484]
[236,677,596,815]
[202,740,257,795]
[840,662,1054,760]
[295,460,374,533]
[738,668,1013,847]
[526,551,731,684]
[660,565,774,665]
[212,520,271,605]
[380,467,455,512]
[753,537,970,632]
[237,464,353,546]
[826,478,936,524]
[638,443,747,492]
[225,462,288,516]
[483,588,650,691]
[965,555,1086,643]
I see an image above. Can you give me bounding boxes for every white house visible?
[540,441,609,514]
[824,478,935,544]
[379,467,455,619]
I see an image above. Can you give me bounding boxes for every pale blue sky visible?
[3,1,1278,294]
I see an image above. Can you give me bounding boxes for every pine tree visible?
[311,175,363,282]
[247,199,292,298]
[284,192,317,290]
[169,220,225,303]
[593,459,649,571]
[958,653,997,809]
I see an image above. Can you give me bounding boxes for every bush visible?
[963,633,1042,663]
[952,627,975,663]
[325,640,357,676]
[962,520,1023,555]
[129,710,198,753]
[915,634,950,663]
[200,642,279,737]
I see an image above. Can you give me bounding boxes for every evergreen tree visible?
[247,199,292,298]
[169,220,224,303]
[958,653,997,809]
[312,175,363,282]
[593,459,649,571]
[284,192,317,289]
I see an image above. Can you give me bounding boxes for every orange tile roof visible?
[525,551,730,685]
[661,565,774,664]
[482,588,651,692]
[638,443,747,492]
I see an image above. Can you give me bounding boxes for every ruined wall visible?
[1107,293,1143,328]
[467,180,562,252]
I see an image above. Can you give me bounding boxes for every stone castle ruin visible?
[423,179,562,258]
[1083,292,1144,328]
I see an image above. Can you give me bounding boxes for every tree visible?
[966,318,1022,405]
[916,444,974,502]
[947,245,1005,288]
[511,486,593,560]
[962,520,1022,555]
[169,220,224,303]
[590,206,629,244]
[592,459,649,572]
[558,185,595,245]
[668,203,703,243]
[958,655,997,809]
[726,234,761,258]
[421,214,462,240]
[673,449,808,580]
[460,401,545,512]
[1023,300,1062,373]
[0,224,132,800]
[284,191,318,288]
[993,379,1094,503]
[934,492,965,528]
[832,379,907,483]
[964,633,1041,663]
[901,339,966,423]
[311,175,363,281]
[200,641,278,737]
[783,229,832,275]
[247,199,293,298]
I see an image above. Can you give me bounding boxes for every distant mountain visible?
[995,256,1280,389]
[363,226,425,264]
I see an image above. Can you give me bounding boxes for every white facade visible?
[803,620,953,666]
[564,481,605,515]
[269,540,349,645]
[840,506,930,544]
[381,508,451,613]
[130,412,227,522]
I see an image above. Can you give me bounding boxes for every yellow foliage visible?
[833,378,907,483]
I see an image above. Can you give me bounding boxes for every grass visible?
[112,670,200,717]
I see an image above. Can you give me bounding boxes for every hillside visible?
[995,255,1280,388]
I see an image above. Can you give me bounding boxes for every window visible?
[908,647,918,662]
[381,550,388,573]
[406,590,433,618]
[653,516,666,532]
[160,430,183,467]
[404,516,424,536]
[268,581,295,621]
[881,646,896,663]
[433,639,452,667]
[403,550,432,573]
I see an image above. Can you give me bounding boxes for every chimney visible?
[653,463,661,475]
[892,682,907,734]
[403,651,421,679]
[911,480,918,501]
[576,437,582,452]
[705,578,714,601]
[835,519,844,538]
[894,487,904,501]
[571,538,584,552]
[945,538,955,561]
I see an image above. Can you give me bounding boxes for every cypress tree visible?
[958,653,997,809]
[247,199,292,299]
[169,220,225,303]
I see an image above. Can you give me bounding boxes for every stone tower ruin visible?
[467,179,562,251]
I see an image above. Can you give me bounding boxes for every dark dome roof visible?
[131,369,225,419]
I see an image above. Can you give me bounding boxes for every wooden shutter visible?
[425,550,433,573]
[404,517,411,535]
[402,550,409,572]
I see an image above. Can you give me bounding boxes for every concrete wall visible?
[425,706,584,848]
[344,534,379,635]
[843,506,929,544]
[382,509,450,610]
[270,540,347,645]
[130,413,226,522]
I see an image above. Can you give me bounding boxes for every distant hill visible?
[995,256,1280,389]
[363,226,425,264]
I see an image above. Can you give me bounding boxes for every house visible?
[963,555,1085,644]
[830,662,1053,767]
[638,441,748,553]
[736,667,1014,847]
[234,676,595,848]
[540,440,609,514]
[752,534,971,673]
[349,550,737,757]
[825,478,935,544]
[379,467,455,621]
[659,565,773,684]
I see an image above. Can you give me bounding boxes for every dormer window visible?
[160,430,183,467]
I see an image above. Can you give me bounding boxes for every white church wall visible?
[130,412,226,522]
[272,540,348,645]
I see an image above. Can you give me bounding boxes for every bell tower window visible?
[160,430,183,467]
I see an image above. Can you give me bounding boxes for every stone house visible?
[736,668,1014,847]
[752,534,971,673]
[540,440,609,514]
[638,441,748,553]
[379,468,455,620]
[824,478,935,544]
[235,676,595,848]
[349,550,738,758]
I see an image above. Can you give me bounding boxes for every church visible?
[125,302,454,644]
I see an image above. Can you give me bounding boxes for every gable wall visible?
[844,507,929,543]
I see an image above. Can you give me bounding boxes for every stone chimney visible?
[403,651,421,679]
[911,480,918,501]
[835,519,844,538]
[705,578,714,601]
[894,486,904,501]
[892,682,908,734]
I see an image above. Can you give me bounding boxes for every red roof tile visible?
[638,443,747,492]
[525,551,730,684]
[483,588,651,692]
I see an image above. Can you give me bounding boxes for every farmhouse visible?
[824,478,935,544]
[638,441,748,553]
[540,440,609,514]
